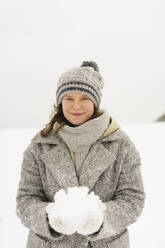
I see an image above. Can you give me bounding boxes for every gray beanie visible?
[56,61,104,107]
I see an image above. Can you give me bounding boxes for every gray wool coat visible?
[16,127,145,248]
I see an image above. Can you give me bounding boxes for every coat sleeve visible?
[88,137,145,242]
[16,143,64,241]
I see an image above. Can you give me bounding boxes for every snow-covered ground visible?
[0,123,165,248]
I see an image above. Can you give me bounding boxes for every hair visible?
[40,103,103,137]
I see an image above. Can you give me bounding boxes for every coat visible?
[16,119,145,248]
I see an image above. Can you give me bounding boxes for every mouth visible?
[71,113,84,116]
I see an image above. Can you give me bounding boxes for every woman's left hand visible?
[77,207,105,235]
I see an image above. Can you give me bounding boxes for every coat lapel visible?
[32,128,122,192]
[79,141,119,192]
[40,143,79,190]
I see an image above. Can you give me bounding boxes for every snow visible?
[0,123,165,247]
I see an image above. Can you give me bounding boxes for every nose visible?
[72,100,82,109]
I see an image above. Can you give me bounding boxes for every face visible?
[61,93,94,126]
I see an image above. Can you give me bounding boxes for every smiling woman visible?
[16,60,145,248]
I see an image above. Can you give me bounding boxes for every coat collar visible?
[39,137,121,192]
[31,118,123,192]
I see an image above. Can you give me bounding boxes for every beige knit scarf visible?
[56,109,110,153]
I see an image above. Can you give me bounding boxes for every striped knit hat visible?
[56,61,104,107]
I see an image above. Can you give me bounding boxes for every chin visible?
[71,121,84,126]
[70,119,86,126]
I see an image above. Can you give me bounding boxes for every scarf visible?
[56,109,110,153]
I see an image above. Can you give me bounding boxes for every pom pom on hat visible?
[81,61,100,72]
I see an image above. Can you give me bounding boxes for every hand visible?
[77,201,106,235]
[77,211,103,235]
[46,188,83,235]
[46,187,106,236]
[46,202,77,235]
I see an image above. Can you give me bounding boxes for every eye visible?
[65,98,73,101]
[82,97,89,100]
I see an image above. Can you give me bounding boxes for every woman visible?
[16,61,145,248]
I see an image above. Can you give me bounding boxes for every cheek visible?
[62,102,70,113]
[87,103,94,114]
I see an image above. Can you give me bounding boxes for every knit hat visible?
[56,61,104,107]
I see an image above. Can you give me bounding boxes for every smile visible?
[71,113,84,116]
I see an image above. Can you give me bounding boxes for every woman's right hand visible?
[46,202,77,235]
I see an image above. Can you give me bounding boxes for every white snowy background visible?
[0,123,165,248]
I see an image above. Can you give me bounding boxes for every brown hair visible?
[40,103,103,137]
